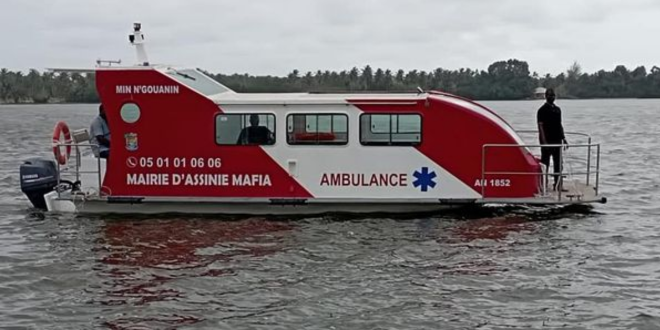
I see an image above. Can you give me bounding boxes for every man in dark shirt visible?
[237,114,274,145]
[537,88,568,190]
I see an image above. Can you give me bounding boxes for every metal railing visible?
[54,142,104,198]
[516,130,595,186]
[481,132,601,200]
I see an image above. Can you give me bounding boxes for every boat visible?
[19,24,606,215]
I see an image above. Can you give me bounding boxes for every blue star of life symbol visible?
[413,167,437,192]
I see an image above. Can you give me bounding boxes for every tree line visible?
[1,59,660,103]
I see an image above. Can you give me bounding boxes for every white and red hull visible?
[23,25,605,215]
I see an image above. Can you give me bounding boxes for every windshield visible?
[164,68,231,96]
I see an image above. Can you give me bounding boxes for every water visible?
[0,100,658,329]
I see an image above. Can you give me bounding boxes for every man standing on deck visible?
[537,88,568,190]
[90,105,111,159]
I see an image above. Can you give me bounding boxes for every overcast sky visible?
[1,0,659,76]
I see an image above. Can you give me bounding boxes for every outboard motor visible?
[20,158,59,210]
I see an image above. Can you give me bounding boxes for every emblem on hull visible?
[125,133,138,151]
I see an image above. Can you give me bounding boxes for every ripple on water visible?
[0,102,659,329]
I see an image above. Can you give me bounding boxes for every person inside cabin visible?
[90,104,111,159]
[236,114,274,145]
[537,88,568,191]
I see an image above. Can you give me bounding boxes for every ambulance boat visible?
[19,24,607,215]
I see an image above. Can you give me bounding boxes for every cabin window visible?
[286,114,348,145]
[215,113,276,145]
[360,114,422,146]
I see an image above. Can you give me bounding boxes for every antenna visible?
[128,22,149,66]
[96,59,122,67]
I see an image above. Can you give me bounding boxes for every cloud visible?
[1,0,659,76]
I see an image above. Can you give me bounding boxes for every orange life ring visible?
[52,121,72,165]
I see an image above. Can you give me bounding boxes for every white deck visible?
[478,180,605,205]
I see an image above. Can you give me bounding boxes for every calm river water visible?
[0,100,658,329]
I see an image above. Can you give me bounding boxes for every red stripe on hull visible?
[96,70,313,198]
[349,96,540,198]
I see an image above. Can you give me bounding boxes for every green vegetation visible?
[0,69,97,103]
[1,60,660,103]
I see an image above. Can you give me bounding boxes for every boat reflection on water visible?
[93,217,295,329]
[447,205,591,242]
[411,213,542,277]
[452,215,537,242]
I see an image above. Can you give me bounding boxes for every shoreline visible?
[2,97,660,106]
